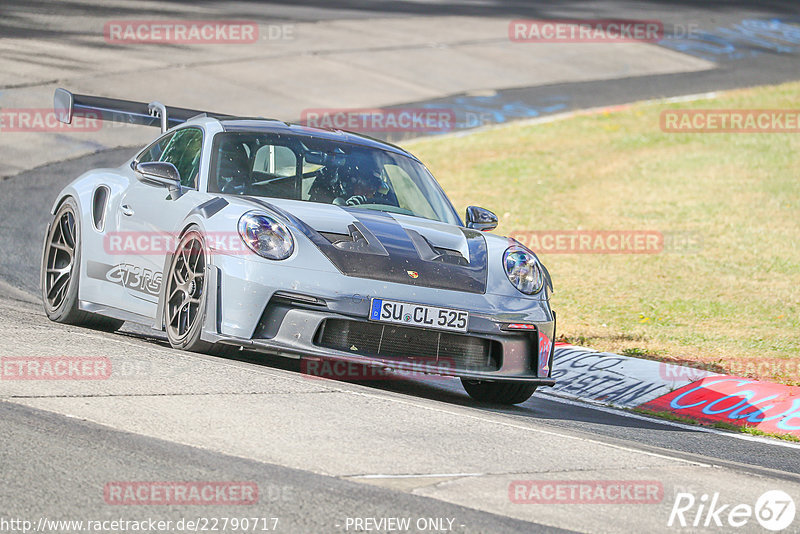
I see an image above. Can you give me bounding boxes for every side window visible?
[159,128,204,188]
[137,132,175,163]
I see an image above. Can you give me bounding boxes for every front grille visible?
[315,319,499,372]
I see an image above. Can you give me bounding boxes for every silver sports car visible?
[42,89,556,404]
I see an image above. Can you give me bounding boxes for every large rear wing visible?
[53,88,233,133]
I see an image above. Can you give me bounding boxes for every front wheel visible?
[461,378,537,405]
[163,228,243,357]
[164,228,214,353]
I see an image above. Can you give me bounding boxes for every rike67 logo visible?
[669,490,796,531]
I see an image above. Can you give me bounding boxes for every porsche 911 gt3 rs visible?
[41,88,556,404]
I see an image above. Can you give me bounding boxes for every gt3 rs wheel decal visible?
[44,209,76,310]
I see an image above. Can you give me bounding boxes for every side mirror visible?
[135,161,182,197]
[465,206,498,232]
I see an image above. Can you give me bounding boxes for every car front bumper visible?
[201,256,556,385]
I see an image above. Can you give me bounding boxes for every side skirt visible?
[79,300,154,326]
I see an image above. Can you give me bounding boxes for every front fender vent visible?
[92,186,109,231]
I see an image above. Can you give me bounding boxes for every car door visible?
[116,127,207,319]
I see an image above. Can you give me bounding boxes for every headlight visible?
[503,246,544,295]
[237,211,294,260]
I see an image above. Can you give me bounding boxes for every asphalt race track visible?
[2,1,800,533]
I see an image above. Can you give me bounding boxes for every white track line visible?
[350,473,484,479]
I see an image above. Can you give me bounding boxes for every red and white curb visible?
[551,344,800,439]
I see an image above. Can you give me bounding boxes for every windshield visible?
[208,132,460,225]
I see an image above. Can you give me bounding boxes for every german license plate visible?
[369,298,468,333]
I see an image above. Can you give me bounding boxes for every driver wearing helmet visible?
[333,161,387,206]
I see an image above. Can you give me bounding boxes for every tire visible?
[164,227,215,353]
[461,378,537,405]
[163,227,246,357]
[41,197,124,332]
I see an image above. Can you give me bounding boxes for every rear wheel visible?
[461,378,537,405]
[41,198,123,332]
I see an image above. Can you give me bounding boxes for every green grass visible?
[632,407,700,426]
[403,82,800,384]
